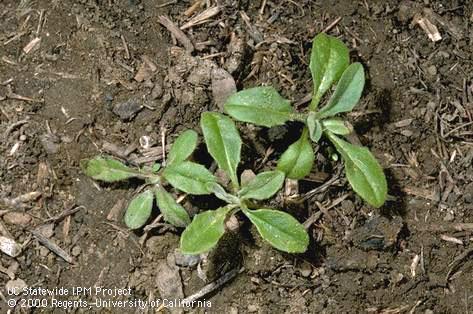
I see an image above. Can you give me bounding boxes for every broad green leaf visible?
[180,206,232,254]
[307,112,322,142]
[124,190,154,229]
[317,63,365,118]
[154,186,190,227]
[309,33,349,110]
[81,156,139,182]
[243,208,309,253]
[201,112,241,188]
[163,161,216,195]
[224,87,294,127]
[322,118,353,135]
[327,133,387,207]
[277,129,314,179]
[205,182,240,205]
[239,170,285,201]
[167,130,198,166]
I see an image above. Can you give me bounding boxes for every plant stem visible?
[309,94,320,111]
[290,112,307,123]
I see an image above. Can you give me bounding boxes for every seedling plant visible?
[82,33,387,256]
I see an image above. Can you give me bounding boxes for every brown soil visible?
[1,0,473,313]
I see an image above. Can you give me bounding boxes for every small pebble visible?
[39,246,50,257]
[427,65,437,76]
[299,261,312,277]
[0,236,21,257]
[71,246,81,257]
[3,212,32,225]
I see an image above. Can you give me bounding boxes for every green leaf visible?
[322,118,353,135]
[167,130,198,166]
[239,170,285,201]
[124,190,154,229]
[317,63,365,118]
[309,33,349,110]
[277,129,314,179]
[243,208,309,253]
[201,112,241,189]
[307,112,322,142]
[224,87,294,127]
[154,186,190,227]
[205,182,240,205]
[163,161,216,195]
[180,206,233,255]
[327,133,387,207]
[81,156,140,182]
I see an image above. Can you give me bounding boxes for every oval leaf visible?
[167,130,198,166]
[327,133,387,207]
[277,129,314,180]
[81,156,139,182]
[180,206,232,255]
[309,33,349,110]
[317,63,365,118]
[239,170,285,201]
[154,187,190,227]
[243,208,309,253]
[124,190,154,229]
[224,86,294,127]
[307,112,322,142]
[163,161,216,195]
[201,112,241,188]
[322,118,353,135]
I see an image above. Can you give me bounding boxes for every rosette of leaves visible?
[224,33,387,208]
[179,112,309,255]
[81,130,217,229]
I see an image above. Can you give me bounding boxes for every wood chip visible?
[107,199,124,221]
[410,254,420,278]
[36,161,50,186]
[31,229,74,264]
[413,13,441,42]
[134,55,158,82]
[180,6,221,30]
[158,15,194,52]
[23,37,41,54]
[284,179,299,198]
[392,118,414,128]
[440,234,463,245]
[2,191,41,208]
[184,0,203,16]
